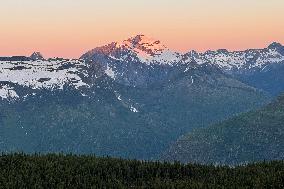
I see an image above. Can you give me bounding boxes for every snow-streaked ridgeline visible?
[1,35,284,100]
[0,59,88,100]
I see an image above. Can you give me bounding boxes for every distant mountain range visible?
[0,35,283,161]
[1,35,284,97]
[81,35,284,95]
[0,52,44,62]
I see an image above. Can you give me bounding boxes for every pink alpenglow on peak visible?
[81,35,183,66]
[116,35,167,55]
[116,35,182,65]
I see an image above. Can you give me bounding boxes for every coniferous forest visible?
[0,154,283,188]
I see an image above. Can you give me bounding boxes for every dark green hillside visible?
[164,94,284,165]
[0,154,283,188]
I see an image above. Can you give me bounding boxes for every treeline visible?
[0,154,283,188]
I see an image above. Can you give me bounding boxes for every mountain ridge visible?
[1,35,283,100]
[80,35,284,95]
[163,93,284,165]
[81,35,284,69]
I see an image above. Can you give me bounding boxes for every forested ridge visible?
[0,154,283,188]
[164,94,284,165]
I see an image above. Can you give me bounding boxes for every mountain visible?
[183,42,284,96]
[80,35,185,87]
[81,35,182,66]
[0,52,44,63]
[163,94,284,165]
[0,59,88,100]
[184,42,284,72]
[30,52,45,61]
[81,36,284,95]
[0,35,269,159]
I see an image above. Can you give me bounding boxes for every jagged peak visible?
[268,42,283,49]
[217,49,229,54]
[30,52,45,61]
[118,35,164,46]
[185,50,199,58]
[204,50,216,55]
[115,35,168,56]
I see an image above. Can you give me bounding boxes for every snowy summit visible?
[115,35,182,65]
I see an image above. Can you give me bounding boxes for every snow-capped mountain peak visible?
[114,35,181,65]
[116,35,167,56]
[81,35,182,66]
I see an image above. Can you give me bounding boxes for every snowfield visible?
[0,59,88,99]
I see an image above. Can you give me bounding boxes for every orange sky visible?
[0,0,283,58]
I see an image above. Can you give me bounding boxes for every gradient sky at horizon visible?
[0,0,283,58]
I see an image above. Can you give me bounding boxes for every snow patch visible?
[0,85,19,99]
[130,105,139,113]
[105,65,116,79]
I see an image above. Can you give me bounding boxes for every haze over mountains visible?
[0,35,283,163]
[164,94,284,165]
